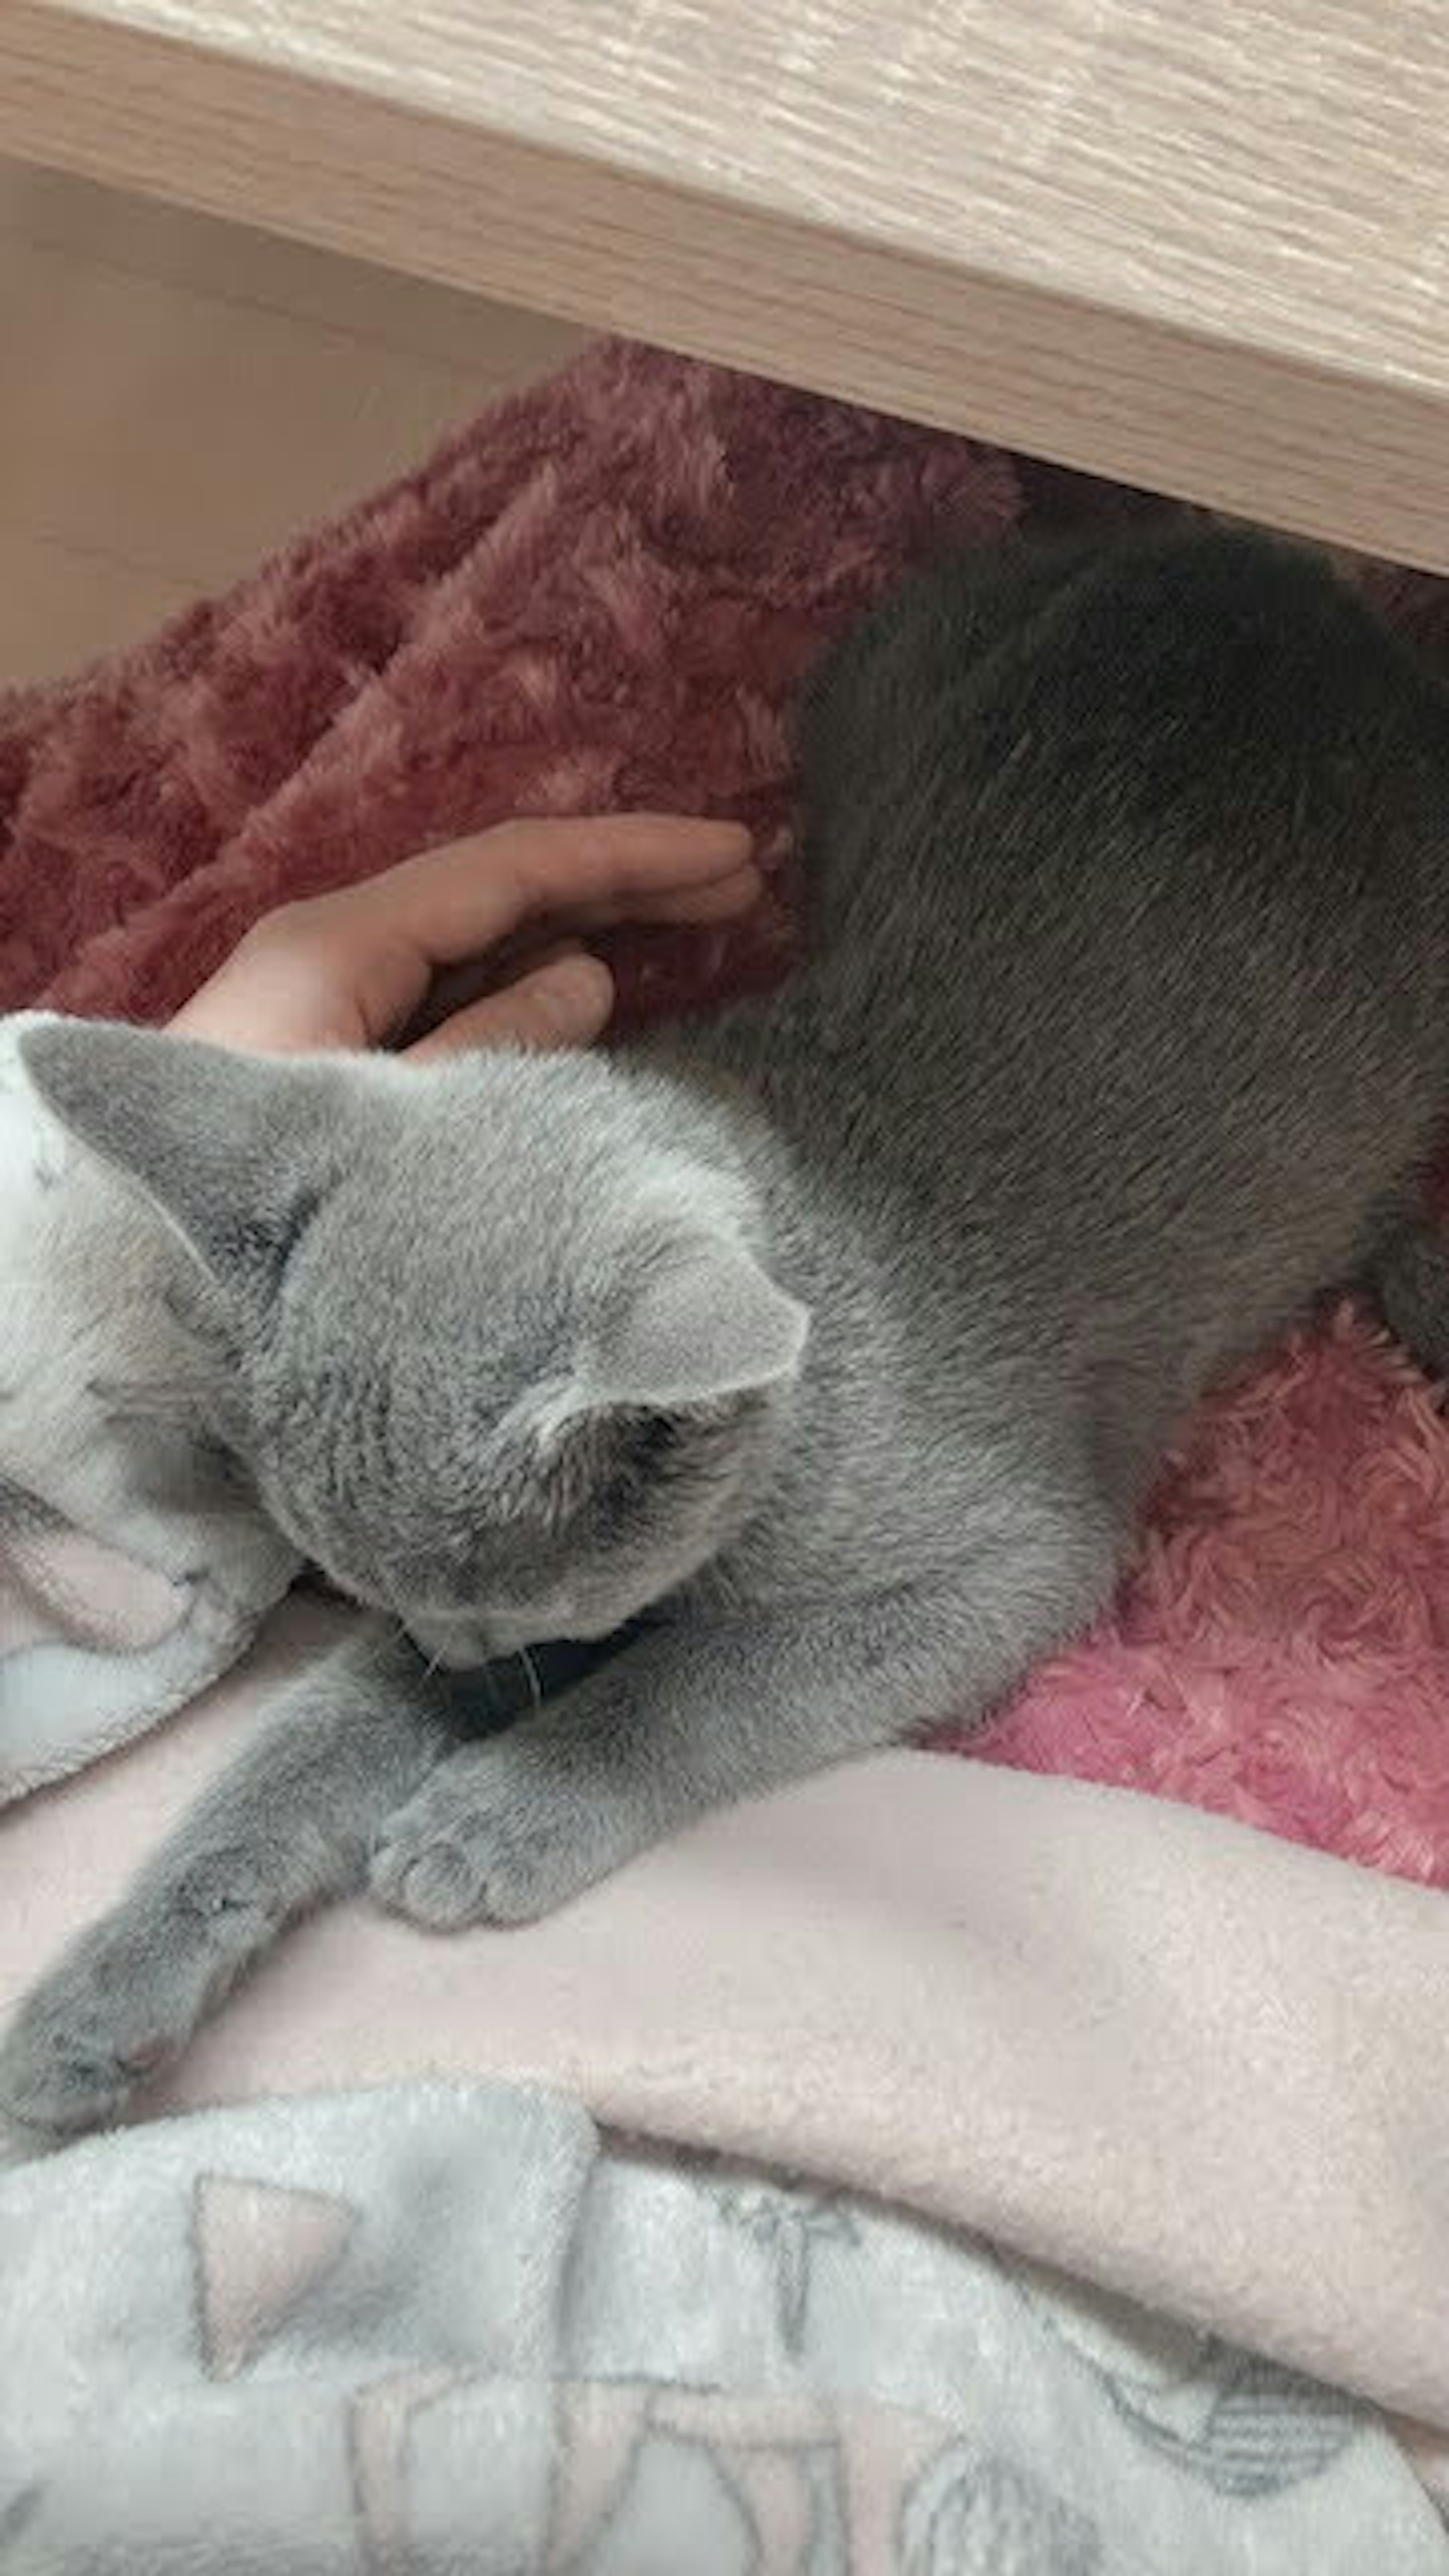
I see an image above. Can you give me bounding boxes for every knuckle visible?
[239,898,315,952]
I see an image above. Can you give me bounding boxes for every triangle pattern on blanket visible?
[193,2172,358,2379]
[349,2366,478,2567]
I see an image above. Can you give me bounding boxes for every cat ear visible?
[582,1235,809,1414]
[19,1018,341,1299]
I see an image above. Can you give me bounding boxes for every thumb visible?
[403,950,615,1059]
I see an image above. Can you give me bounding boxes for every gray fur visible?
[10,524,1449,2139]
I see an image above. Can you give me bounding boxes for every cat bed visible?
[5,337,1449,1886]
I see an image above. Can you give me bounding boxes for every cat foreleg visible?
[0,1621,452,2146]
[372,1558,1104,1930]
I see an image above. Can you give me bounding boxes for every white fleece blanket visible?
[2,2076,1441,2573]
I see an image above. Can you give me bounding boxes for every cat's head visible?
[21,1020,808,1662]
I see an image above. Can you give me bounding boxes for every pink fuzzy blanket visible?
[6,336,1449,1886]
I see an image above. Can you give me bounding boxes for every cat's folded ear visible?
[19,1018,345,1298]
[531,1232,809,1436]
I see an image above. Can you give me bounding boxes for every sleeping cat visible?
[8,523,1449,2144]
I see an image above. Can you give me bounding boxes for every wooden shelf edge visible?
[3,0,1445,573]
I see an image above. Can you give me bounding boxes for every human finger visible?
[403,950,616,1059]
[344,815,754,971]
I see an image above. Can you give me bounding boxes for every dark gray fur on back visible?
[9,525,1449,2140]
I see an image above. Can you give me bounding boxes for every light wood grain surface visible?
[2,0,1447,567]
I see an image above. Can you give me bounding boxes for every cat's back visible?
[769,525,1449,1137]
[796,524,1449,970]
[685,526,1449,1402]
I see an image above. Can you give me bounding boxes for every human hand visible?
[169,814,759,1057]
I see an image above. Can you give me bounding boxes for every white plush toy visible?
[0,1015,297,1801]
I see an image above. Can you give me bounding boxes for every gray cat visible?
[8,524,1449,2144]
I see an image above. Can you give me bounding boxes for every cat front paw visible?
[370,1735,645,1930]
[0,1936,181,2148]
[0,1847,271,2150]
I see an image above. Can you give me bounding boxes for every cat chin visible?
[404,1601,623,1667]
[405,1618,492,1671]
